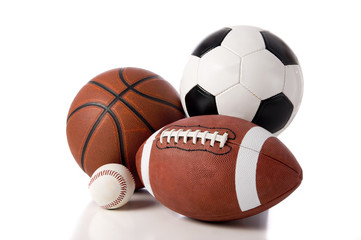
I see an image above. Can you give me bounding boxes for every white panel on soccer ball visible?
[216,84,260,121]
[222,26,265,57]
[180,56,200,116]
[241,50,285,100]
[283,65,304,108]
[198,46,241,96]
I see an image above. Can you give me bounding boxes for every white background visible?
[1,1,360,239]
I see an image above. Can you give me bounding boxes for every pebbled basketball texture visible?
[66,68,185,189]
[136,115,302,221]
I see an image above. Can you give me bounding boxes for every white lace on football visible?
[159,129,228,148]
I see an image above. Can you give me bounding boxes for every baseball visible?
[88,163,135,209]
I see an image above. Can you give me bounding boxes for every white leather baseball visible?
[88,163,135,209]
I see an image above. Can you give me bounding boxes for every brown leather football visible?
[136,115,302,221]
[66,67,184,189]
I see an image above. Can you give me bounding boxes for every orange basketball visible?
[66,68,184,188]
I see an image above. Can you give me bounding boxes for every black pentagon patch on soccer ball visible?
[252,93,294,133]
[192,27,232,58]
[185,85,218,116]
[260,31,299,65]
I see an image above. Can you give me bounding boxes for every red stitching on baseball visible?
[89,169,128,209]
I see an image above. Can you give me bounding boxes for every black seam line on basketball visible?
[118,70,184,113]
[117,96,155,132]
[118,68,159,89]
[89,81,117,97]
[92,70,159,133]
[78,103,126,171]
[89,75,159,98]
[89,79,178,114]
[131,88,184,113]
[89,80,156,133]
[118,68,129,86]
[67,79,122,123]
[67,102,106,122]
[67,98,120,122]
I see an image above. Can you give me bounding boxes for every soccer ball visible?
[180,26,303,135]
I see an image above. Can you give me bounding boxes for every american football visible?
[136,115,302,221]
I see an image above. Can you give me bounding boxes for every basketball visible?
[66,67,184,189]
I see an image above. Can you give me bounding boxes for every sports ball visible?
[180,25,303,135]
[66,67,185,189]
[89,163,135,209]
[136,115,302,221]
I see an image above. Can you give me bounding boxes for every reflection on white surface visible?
[72,189,268,240]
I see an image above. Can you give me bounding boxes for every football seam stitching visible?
[164,124,237,140]
[259,175,301,207]
[239,144,299,175]
[260,151,300,175]
[155,139,233,155]
[159,129,228,148]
